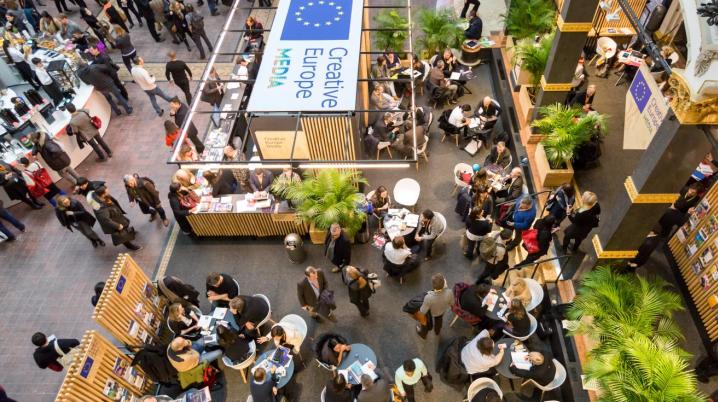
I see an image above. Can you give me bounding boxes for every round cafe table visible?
[493,337,520,379]
[383,214,416,239]
[337,343,378,385]
[483,287,508,321]
[253,349,295,388]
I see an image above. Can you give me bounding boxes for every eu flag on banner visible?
[630,71,650,113]
[281,0,352,40]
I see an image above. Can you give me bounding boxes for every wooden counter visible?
[187,195,307,237]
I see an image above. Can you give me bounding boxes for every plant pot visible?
[518,85,536,124]
[535,143,574,188]
[512,63,534,86]
[309,222,326,245]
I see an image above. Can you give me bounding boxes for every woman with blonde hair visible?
[167,1,192,51]
[504,278,532,308]
[167,302,201,339]
[562,191,600,254]
[113,26,136,73]
[341,265,373,317]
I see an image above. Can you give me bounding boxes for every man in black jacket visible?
[297,266,336,321]
[32,332,79,370]
[135,0,163,42]
[169,97,205,153]
[86,46,129,100]
[509,351,556,388]
[325,223,351,273]
[30,131,79,185]
[165,51,193,104]
[464,10,483,39]
[93,186,141,250]
[229,295,270,333]
[76,62,133,115]
[249,367,278,402]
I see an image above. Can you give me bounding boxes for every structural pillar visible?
[591,111,711,258]
[532,0,598,118]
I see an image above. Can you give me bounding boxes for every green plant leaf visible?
[373,10,409,52]
[414,8,464,56]
[501,0,556,40]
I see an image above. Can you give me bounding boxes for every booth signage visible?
[247,0,363,112]
[623,63,668,150]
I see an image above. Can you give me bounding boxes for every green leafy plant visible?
[283,170,367,236]
[373,10,409,53]
[414,8,464,56]
[532,103,607,168]
[513,32,554,90]
[567,267,704,402]
[501,0,556,40]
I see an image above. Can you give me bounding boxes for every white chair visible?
[466,377,503,401]
[253,293,273,332]
[316,358,333,371]
[525,279,545,312]
[222,341,257,383]
[247,396,253,402]
[233,278,241,295]
[393,178,420,210]
[522,359,567,402]
[277,314,308,361]
[434,212,447,241]
[415,135,430,171]
[320,387,326,402]
[503,313,538,341]
[452,163,473,196]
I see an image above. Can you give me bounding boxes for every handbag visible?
[53,339,79,368]
[179,191,199,209]
[82,110,102,129]
[521,228,540,254]
[32,166,53,188]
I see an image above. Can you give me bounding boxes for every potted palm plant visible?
[513,33,553,122]
[283,170,367,244]
[374,10,409,53]
[501,0,556,41]
[567,267,704,402]
[414,8,464,58]
[531,103,606,187]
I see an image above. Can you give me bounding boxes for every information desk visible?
[187,194,307,237]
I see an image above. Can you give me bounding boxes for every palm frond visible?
[501,0,556,40]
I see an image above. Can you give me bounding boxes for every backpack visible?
[479,233,505,262]
[521,228,540,254]
[189,13,204,31]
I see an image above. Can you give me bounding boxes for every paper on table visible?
[198,315,212,330]
[361,361,378,380]
[511,351,532,370]
[388,208,401,216]
[450,72,461,80]
[469,117,481,129]
[212,307,227,319]
[236,200,256,212]
[405,214,420,228]
[231,93,240,100]
[226,82,240,89]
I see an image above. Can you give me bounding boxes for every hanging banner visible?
[623,63,668,150]
[247,0,363,112]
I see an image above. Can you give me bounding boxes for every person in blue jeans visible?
[505,195,536,251]
[0,200,25,241]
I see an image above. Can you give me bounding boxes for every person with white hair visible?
[123,173,169,226]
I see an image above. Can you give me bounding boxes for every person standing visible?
[17,157,64,206]
[165,51,193,104]
[545,183,575,227]
[341,265,372,317]
[6,43,41,89]
[250,367,279,402]
[0,200,25,241]
[200,67,224,126]
[0,161,43,209]
[131,57,173,117]
[86,45,129,100]
[32,332,79,371]
[417,273,453,338]
[54,195,105,247]
[80,8,108,45]
[325,223,351,273]
[66,103,113,161]
[166,1,193,52]
[76,61,133,116]
[414,209,445,260]
[118,0,142,28]
[135,0,162,41]
[101,0,130,32]
[169,97,205,153]
[113,26,138,74]
[92,186,142,250]
[167,182,194,235]
[562,191,600,254]
[29,131,80,185]
[394,358,433,402]
[460,0,479,19]
[626,224,662,271]
[185,5,213,59]
[31,58,64,106]
[505,195,536,251]
[123,173,169,226]
[297,266,336,321]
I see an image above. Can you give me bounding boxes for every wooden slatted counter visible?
[187,195,308,237]
[668,185,718,341]
[55,330,153,402]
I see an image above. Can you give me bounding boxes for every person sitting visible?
[476,229,512,283]
[465,208,492,259]
[314,332,351,367]
[371,83,399,110]
[383,49,402,74]
[383,236,419,278]
[464,10,483,40]
[249,168,274,193]
[690,152,717,185]
[243,16,264,51]
[429,60,458,104]
[504,278,532,308]
[568,84,596,109]
[449,103,472,137]
[217,325,252,364]
[369,185,391,219]
[258,324,302,354]
[461,330,507,375]
[371,112,399,143]
[205,272,239,308]
[519,215,555,265]
[393,120,426,158]
[157,275,201,308]
[32,332,79,371]
[484,141,511,170]
[202,169,236,197]
[250,366,279,402]
[371,55,396,97]
[167,336,222,373]
[509,351,556,387]
[358,369,392,402]
[458,283,491,320]
[229,295,270,333]
[325,371,353,402]
[492,167,524,205]
[504,298,531,337]
[274,167,301,190]
[167,302,201,340]
[436,48,458,77]
[414,209,445,260]
[472,389,502,402]
[475,96,501,128]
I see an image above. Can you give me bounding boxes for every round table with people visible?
[337,343,378,385]
[493,337,522,379]
[482,286,508,321]
[253,348,296,388]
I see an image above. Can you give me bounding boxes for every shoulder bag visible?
[53,339,79,368]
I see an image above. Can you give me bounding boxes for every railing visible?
[500,255,572,288]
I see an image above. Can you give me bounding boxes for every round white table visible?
[393,178,420,208]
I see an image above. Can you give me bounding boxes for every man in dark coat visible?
[0,161,43,208]
[30,131,79,185]
[32,332,79,370]
[92,186,142,250]
[464,10,483,39]
[157,275,200,308]
[297,266,335,321]
[324,223,351,273]
[86,46,129,100]
[54,195,105,247]
[76,62,133,115]
[123,174,169,226]
[169,97,205,153]
[135,0,163,42]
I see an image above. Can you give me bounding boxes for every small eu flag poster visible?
[281,0,352,40]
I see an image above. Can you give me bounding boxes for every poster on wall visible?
[247,0,363,112]
[623,63,669,150]
[254,131,311,159]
